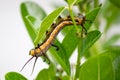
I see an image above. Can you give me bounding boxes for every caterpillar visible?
[20,14,89,74]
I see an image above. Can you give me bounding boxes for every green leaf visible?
[103,34,120,48]
[36,64,55,80]
[112,56,120,80]
[5,72,27,80]
[103,51,120,80]
[107,46,120,54]
[105,49,120,61]
[25,15,38,34]
[85,7,101,30]
[79,51,120,80]
[109,0,120,8]
[26,15,42,32]
[54,40,70,73]
[79,55,115,80]
[20,1,46,43]
[34,7,65,46]
[83,50,91,58]
[61,76,70,80]
[62,27,79,58]
[50,51,70,75]
[75,31,101,79]
[79,30,101,57]
[48,40,71,75]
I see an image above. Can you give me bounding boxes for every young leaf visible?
[79,55,115,80]
[5,72,27,80]
[20,1,46,43]
[34,7,66,46]
[85,7,101,30]
[78,30,101,57]
[36,64,55,80]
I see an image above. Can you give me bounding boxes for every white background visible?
[0,0,120,80]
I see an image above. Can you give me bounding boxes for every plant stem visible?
[68,8,80,80]
[68,4,79,34]
[74,39,82,80]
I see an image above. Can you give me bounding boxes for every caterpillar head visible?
[78,13,86,21]
[29,48,43,57]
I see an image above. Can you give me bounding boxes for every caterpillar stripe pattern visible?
[20,14,88,74]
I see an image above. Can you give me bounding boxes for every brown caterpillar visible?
[20,14,89,74]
